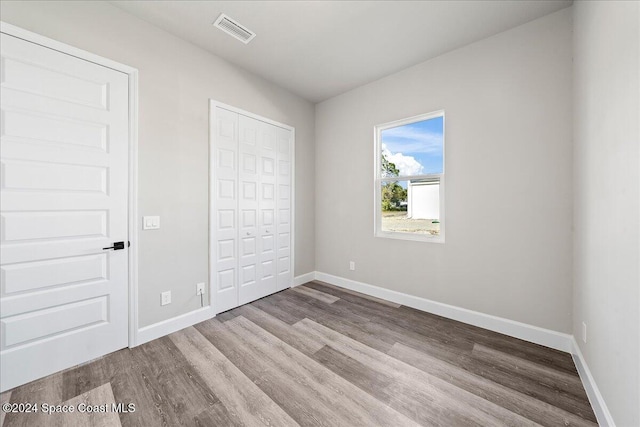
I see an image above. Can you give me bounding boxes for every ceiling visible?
[111,1,572,103]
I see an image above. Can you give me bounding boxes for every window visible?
[374,111,445,242]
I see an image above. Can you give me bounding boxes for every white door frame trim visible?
[0,21,140,347]
[209,99,296,314]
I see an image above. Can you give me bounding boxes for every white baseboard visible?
[135,271,315,347]
[293,272,316,287]
[136,306,214,346]
[312,271,573,353]
[572,338,616,427]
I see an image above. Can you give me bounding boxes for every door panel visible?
[212,107,239,313]
[276,128,292,290]
[0,33,129,392]
[239,116,270,304]
[238,114,259,305]
[256,121,278,297]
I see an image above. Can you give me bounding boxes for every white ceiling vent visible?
[213,13,256,44]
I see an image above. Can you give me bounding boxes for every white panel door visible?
[237,115,261,304]
[0,34,129,391]
[259,121,279,295]
[276,127,292,291]
[238,119,278,304]
[212,107,239,313]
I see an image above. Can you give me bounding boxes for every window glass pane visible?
[380,115,443,177]
[380,179,440,235]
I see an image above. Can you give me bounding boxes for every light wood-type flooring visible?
[1,281,597,427]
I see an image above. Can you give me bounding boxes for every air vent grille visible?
[213,13,256,44]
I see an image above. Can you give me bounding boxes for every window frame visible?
[374,110,445,243]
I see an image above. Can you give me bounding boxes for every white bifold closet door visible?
[212,106,292,314]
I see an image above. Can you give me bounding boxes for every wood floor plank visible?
[309,282,576,376]
[329,297,474,352]
[102,347,177,427]
[472,343,585,397]
[216,309,242,323]
[305,281,408,316]
[61,357,109,402]
[310,345,395,404]
[275,290,395,353]
[57,383,121,427]
[251,294,306,325]
[294,318,541,427]
[389,342,597,427]
[231,306,404,419]
[195,318,336,426]
[375,320,597,422]
[3,371,64,427]
[306,286,475,354]
[198,316,414,426]
[307,281,402,308]
[292,285,339,304]
[317,292,592,420]
[234,304,325,354]
[194,402,243,427]
[132,336,220,422]
[277,290,371,326]
[224,315,421,427]
[169,325,298,427]
[397,305,579,375]
[0,390,11,427]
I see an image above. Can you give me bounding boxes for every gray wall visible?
[315,9,573,332]
[573,1,640,425]
[0,1,316,327]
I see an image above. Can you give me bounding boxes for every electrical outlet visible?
[349,261,355,271]
[582,322,587,343]
[161,291,171,306]
[196,282,205,296]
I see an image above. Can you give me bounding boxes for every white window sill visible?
[375,231,445,244]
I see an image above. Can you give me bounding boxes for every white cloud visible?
[382,127,442,154]
[382,144,424,176]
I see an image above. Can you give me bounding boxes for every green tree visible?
[381,152,399,177]
[381,152,407,211]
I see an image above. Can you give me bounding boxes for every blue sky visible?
[381,116,444,176]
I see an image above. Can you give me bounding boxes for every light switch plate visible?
[143,216,160,230]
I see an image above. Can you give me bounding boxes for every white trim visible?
[374,110,446,243]
[293,272,315,287]
[314,271,573,353]
[571,338,616,427]
[136,307,214,346]
[0,22,137,74]
[209,100,296,314]
[127,72,140,347]
[211,100,295,132]
[0,23,140,347]
[377,110,446,132]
